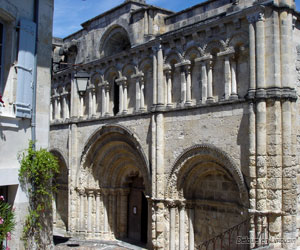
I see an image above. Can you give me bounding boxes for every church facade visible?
[50,0,300,249]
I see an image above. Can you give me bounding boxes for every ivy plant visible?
[18,141,59,249]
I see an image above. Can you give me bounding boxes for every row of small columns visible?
[51,90,70,120]
[167,201,195,250]
[161,53,238,108]
[78,85,97,118]
[76,188,130,239]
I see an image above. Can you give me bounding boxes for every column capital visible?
[195,55,213,63]
[95,189,101,197]
[86,189,95,197]
[131,72,144,80]
[174,60,191,68]
[77,188,85,196]
[247,11,265,23]
[166,200,177,208]
[217,47,235,58]
[115,76,127,85]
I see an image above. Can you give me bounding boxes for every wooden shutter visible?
[15,19,36,118]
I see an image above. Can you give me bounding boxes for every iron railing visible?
[197,214,270,250]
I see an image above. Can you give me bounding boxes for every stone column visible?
[70,74,79,118]
[64,93,70,119]
[247,14,256,91]
[95,190,101,235]
[101,189,109,239]
[115,77,126,115]
[157,43,165,109]
[91,87,96,116]
[179,204,185,250]
[156,113,164,198]
[169,203,176,250]
[88,87,93,118]
[256,99,267,242]
[101,84,106,116]
[248,102,256,249]
[123,82,128,114]
[224,56,231,100]
[230,56,238,99]
[118,83,123,114]
[79,95,84,117]
[135,77,141,112]
[61,93,66,119]
[140,76,146,112]
[111,190,117,238]
[280,11,293,88]
[105,84,110,116]
[180,67,186,105]
[165,68,173,108]
[78,189,85,232]
[50,98,54,121]
[144,9,149,35]
[256,12,265,89]
[185,64,192,106]
[207,60,214,102]
[54,96,59,119]
[282,99,297,248]
[152,47,158,107]
[200,61,207,103]
[53,194,57,225]
[188,207,194,250]
[87,190,94,235]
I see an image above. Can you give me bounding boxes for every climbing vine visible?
[18,141,59,249]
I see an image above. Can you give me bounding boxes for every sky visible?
[53,0,300,38]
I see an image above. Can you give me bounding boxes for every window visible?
[113,79,119,115]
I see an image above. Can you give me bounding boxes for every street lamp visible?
[75,70,90,96]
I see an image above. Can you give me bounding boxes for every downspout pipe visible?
[31,0,39,150]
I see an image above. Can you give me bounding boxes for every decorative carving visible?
[247,12,265,23]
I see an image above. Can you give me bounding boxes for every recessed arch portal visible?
[76,125,150,244]
[100,25,131,58]
[50,149,69,233]
[166,144,249,249]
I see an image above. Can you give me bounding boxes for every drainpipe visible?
[31,0,39,150]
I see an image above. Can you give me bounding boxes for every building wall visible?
[51,0,299,249]
[0,0,53,249]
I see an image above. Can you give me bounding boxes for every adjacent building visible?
[51,0,300,249]
[0,0,54,249]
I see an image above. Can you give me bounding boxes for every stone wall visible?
[50,0,300,249]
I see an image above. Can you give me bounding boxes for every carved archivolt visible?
[77,124,151,195]
[166,144,248,206]
[99,25,132,58]
[164,49,184,65]
[49,148,69,170]
[183,46,201,61]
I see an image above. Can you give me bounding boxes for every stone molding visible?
[166,144,248,206]
[247,88,297,101]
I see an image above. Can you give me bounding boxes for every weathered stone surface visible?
[50,0,300,249]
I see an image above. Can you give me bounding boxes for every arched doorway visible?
[76,125,151,245]
[51,151,69,233]
[127,175,148,243]
[166,145,249,249]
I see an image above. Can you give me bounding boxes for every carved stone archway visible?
[75,125,151,244]
[165,144,249,249]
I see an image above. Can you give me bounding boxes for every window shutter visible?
[15,19,36,118]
